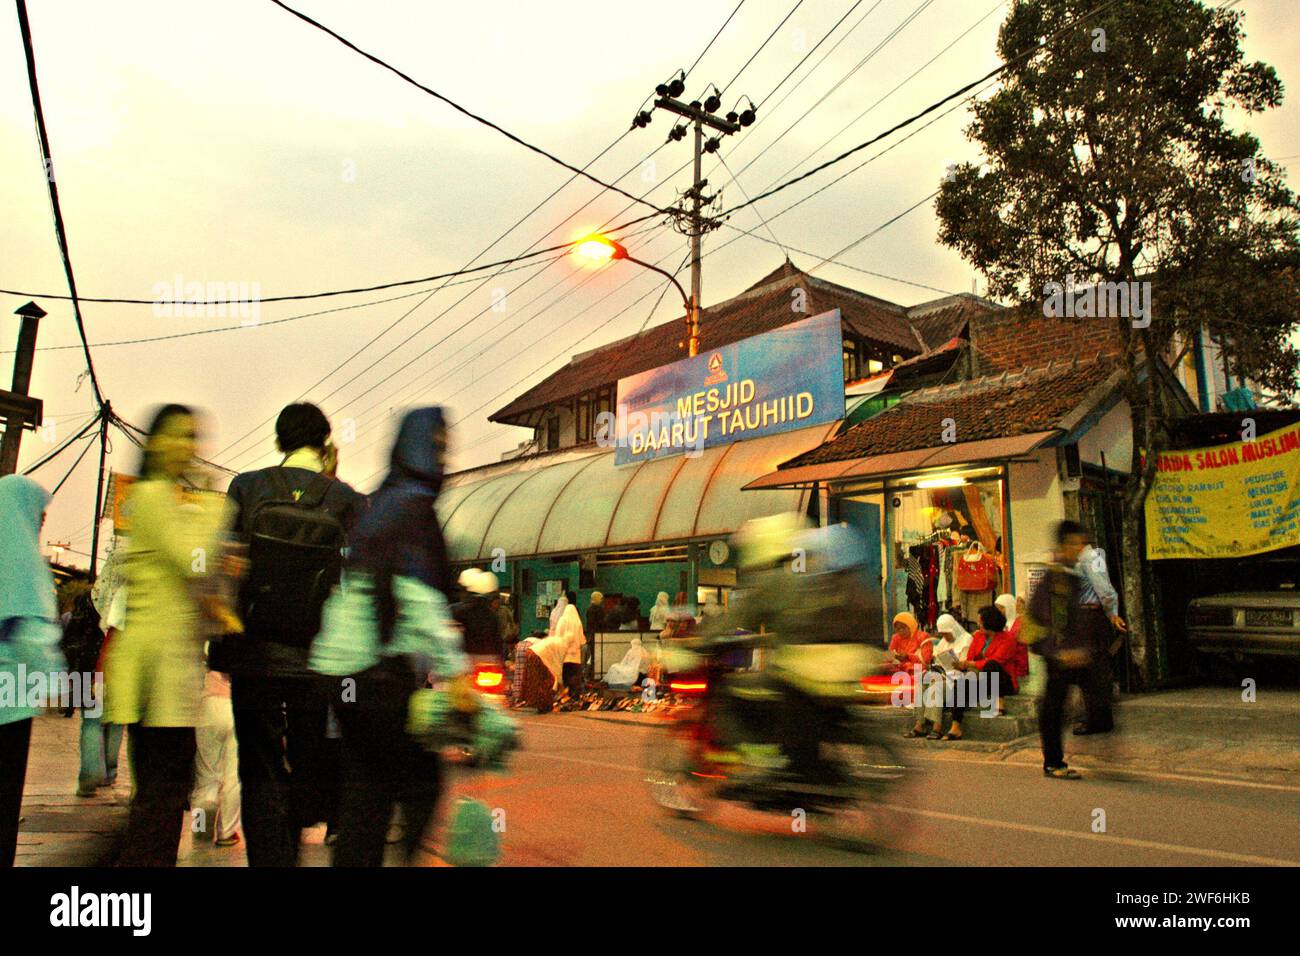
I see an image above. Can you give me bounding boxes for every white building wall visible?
[1077,399,1133,472]
[1008,450,1065,596]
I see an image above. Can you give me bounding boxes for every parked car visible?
[1186,588,1300,659]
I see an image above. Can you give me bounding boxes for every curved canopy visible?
[439,423,836,562]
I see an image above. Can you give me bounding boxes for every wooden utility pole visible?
[0,300,47,476]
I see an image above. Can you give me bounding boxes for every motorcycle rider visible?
[699,514,883,779]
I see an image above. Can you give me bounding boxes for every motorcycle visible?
[643,634,912,851]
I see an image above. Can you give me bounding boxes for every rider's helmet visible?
[466,569,499,596]
[731,512,814,574]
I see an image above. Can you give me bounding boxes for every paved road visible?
[448,714,1300,867]
[19,712,1300,867]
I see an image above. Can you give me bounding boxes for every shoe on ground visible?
[1072,723,1114,736]
[75,783,99,797]
[215,832,241,848]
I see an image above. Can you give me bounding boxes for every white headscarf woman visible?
[547,594,569,636]
[994,594,1017,630]
[648,592,670,632]
[556,603,586,666]
[932,614,974,681]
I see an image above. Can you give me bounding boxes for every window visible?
[545,416,560,451]
[842,343,859,382]
[576,393,593,442]
[867,358,884,375]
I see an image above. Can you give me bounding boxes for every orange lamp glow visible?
[573,235,627,262]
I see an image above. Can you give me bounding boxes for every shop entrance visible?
[835,497,885,645]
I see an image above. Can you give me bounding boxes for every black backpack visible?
[243,469,347,647]
[60,591,104,675]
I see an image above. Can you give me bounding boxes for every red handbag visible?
[956,543,998,592]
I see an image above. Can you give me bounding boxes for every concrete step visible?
[859,700,1037,742]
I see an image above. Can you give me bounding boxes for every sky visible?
[2,0,1297,568]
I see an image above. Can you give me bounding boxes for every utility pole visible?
[0,301,47,476]
[632,72,755,357]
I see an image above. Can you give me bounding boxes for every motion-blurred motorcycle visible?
[642,516,911,851]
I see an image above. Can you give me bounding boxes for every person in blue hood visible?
[0,475,66,866]
[310,407,475,866]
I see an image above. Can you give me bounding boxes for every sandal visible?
[943,732,964,741]
[925,731,943,740]
[1043,764,1082,780]
[903,728,928,738]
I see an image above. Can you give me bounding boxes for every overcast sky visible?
[2,0,1296,567]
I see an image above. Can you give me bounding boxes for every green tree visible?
[935,0,1300,687]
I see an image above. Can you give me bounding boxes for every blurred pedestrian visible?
[220,402,363,866]
[452,570,503,657]
[556,599,586,698]
[59,586,117,796]
[0,476,66,867]
[584,591,604,680]
[1071,536,1126,735]
[309,407,476,866]
[102,404,233,865]
[1022,520,1106,780]
[493,592,518,659]
[190,643,242,848]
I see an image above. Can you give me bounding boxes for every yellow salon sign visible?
[1145,421,1300,559]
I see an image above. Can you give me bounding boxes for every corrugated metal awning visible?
[742,430,1060,490]
[438,422,838,562]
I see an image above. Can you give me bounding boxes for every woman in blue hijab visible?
[311,407,474,866]
[0,475,66,866]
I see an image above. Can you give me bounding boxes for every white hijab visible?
[547,594,569,636]
[995,593,1016,626]
[556,602,586,664]
[933,614,973,677]
[648,591,670,630]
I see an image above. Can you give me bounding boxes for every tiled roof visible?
[489,259,956,425]
[780,357,1122,468]
[904,296,995,350]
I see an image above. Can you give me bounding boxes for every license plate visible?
[1244,608,1292,628]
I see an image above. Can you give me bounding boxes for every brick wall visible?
[969,305,1127,373]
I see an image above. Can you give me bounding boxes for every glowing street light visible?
[572,234,700,356]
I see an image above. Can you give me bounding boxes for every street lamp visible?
[573,235,700,357]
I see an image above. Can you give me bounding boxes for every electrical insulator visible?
[725,111,739,125]
[704,137,720,153]
[704,94,721,113]
[656,83,669,97]
[738,108,756,127]
[668,76,685,98]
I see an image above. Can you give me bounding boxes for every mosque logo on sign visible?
[704,352,728,386]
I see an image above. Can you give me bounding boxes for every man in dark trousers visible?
[1023,520,1111,780]
[218,403,363,865]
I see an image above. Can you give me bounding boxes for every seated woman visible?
[995,593,1030,690]
[904,614,970,739]
[887,612,933,672]
[946,605,1020,739]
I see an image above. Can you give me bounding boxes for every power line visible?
[756,0,865,110]
[719,0,1125,219]
[268,0,672,218]
[721,0,804,93]
[5,254,571,353]
[760,0,1007,194]
[13,0,103,407]
[0,223,651,307]
[688,0,747,78]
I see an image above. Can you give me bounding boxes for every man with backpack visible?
[218,403,363,866]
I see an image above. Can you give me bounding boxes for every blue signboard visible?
[610,310,845,465]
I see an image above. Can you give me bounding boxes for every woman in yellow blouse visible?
[103,405,233,866]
